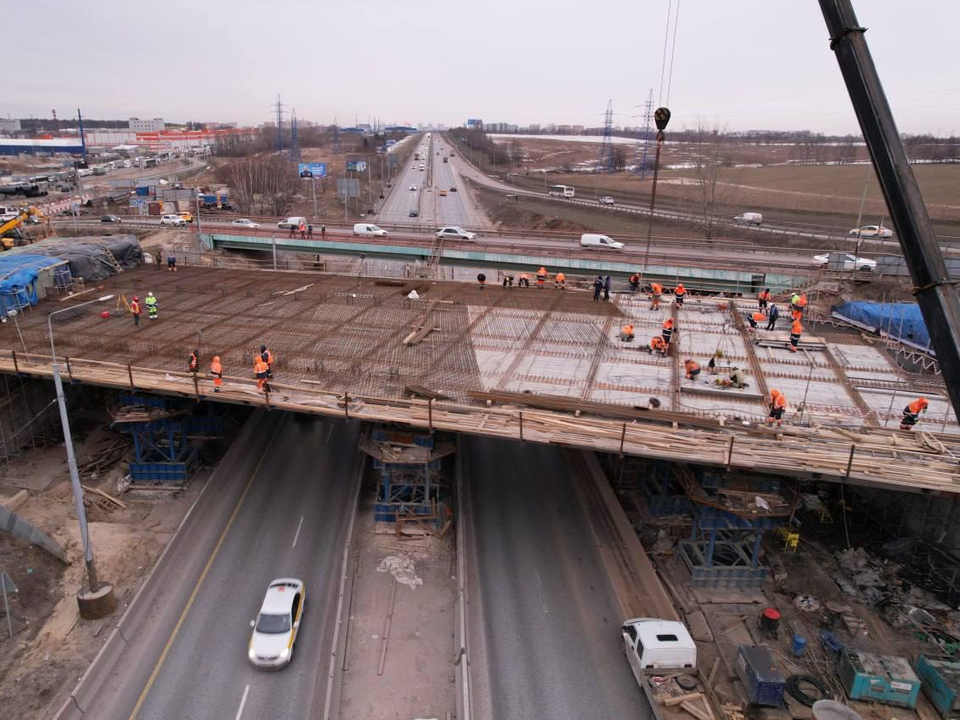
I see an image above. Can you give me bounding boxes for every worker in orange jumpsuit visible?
[901,397,929,430]
[650,282,663,310]
[210,355,223,393]
[254,356,270,393]
[674,283,687,308]
[259,344,273,379]
[188,349,199,373]
[684,358,701,380]
[649,336,667,356]
[554,272,566,289]
[536,266,547,289]
[619,323,635,342]
[130,296,142,327]
[789,318,802,352]
[758,288,771,309]
[661,317,674,351]
[768,389,787,427]
[747,310,767,330]
[629,272,641,292]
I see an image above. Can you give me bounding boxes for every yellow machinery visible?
[0,207,43,249]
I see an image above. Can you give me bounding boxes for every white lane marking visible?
[292,516,305,548]
[536,570,548,614]
[325,425,334,444]
[235,684,250,720]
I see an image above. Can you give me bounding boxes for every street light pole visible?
[48,295,114,594]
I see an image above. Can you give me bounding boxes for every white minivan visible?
[734,212,763,226]
[277,216,307,229]
[353,223,388,237]
[580,233,624,250]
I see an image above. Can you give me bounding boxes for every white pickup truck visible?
[621,618,725,720]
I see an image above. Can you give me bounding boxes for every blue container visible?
[839,649,920,708]
[791,634,807,657]
[736,646,785,707]
[914,655,960,718]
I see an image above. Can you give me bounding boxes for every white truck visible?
[734,212,763,226]
[621,618,725,720]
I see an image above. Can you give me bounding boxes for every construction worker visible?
[629,272,641,292]
[766,303,779,331]
[649,336,667,356]
[536,266,547,289]
[603,275,611,301]
[901,397,929,430]
[650,282,663,311]
[555,272,566,289]
[684,358,701,381]
[210,355,223,392]
[789,318,802,352]
[661,317,674,351]
[729,366,747,388]
[593,275,603,301]
[758,288,771,309]
[502,274,514,288]
[299,222,307,239]
[145,291,158,320]
[790,292,802,320]
[188,349,200,373]
[167,254,177,272]
[518,273,529,288]
[307,224,313,238]
[321,224,326,239]
[619,323,635,342]
[747,310,766,330]
[768,389,787,427]
[674,283,687,308]
[477,272,486,289]
[131,296,142,327]
[255,355,270,393]
[259,344,273,379]
[796,293,808,316]
[154,247,162,270]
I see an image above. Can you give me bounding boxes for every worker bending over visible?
[747,310,766,330]
[649,336,667,356]
[536,267,547,289]
[758,288,771,309]
[684,358,701,381]
[210,356,223,392]
[674,283,686,308]
[518,273,529,288]
[789,319,803,352]
[901,397,929,430]
[650,282,663,311]
[188,349,200,373]
[477,273,486,289]
[619,323,635,342]
[715,366,747,388]
[554,272,566,289]
[768,389,787,427]
[502,274,514,288]
[629,273,640,292]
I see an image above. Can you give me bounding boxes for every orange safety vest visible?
[663,319,674,330]
[685,360,700,373]
[254,358,268,376]
[556,273,566,283]
[131,300,141,315]
[675,285,686,296]
[797,295,808,308]
[651,283,663,295]
[759,290,771,301]
[753,312,766,323]
[791,320,803,335]
[771,392,787,409]
[908,398,928,414]
[189,353,198,372]
[211,358,222,375]
[256,350,273,366]
[650,336,666,350]
[622,324,634,335]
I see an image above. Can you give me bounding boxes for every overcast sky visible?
[6,1,959,135]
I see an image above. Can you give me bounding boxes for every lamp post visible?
[642,107,672,283]
[48,295,114,599]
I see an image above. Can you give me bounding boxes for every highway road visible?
[463,437,646,719]
[378,134,431,226]
[66,412,361,720]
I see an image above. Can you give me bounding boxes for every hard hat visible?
[133,296,139,301]
[148,291,154,296]
[260,344,267,352]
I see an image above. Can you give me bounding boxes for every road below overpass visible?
[62,412,361,720]
[462,437,647,719]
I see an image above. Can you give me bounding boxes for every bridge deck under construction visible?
[2,262,957,494]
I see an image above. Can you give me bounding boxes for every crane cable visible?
[657,0,673,107]
[657,0,683,107]
[665,0,682,107]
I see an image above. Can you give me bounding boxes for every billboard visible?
[298,162,327,178]
[466,118,483,129]
[345,160,367,172]
[337,178,360,199]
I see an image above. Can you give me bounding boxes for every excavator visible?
[0,207,44,250]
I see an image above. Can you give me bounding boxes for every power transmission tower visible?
[290,109,300,162]
[333,116,340,154]
[634,90,655,179]
[275,94,285,152]
[595,100,615,173]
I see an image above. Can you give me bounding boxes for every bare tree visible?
[226,155,299,215]
[689,126,738,239]
[612,146,628,172]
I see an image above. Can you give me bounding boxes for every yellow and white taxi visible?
[248,578,305,668]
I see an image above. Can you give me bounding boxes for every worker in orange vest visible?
[188,349,199,373]
[210,355,223,393]
[536,266,547,289]
[130,296,142,327]
[555,272,566,289]
[674,283,687,308]
[758,288,771,309]
[661,317,675,348]
[619,323,635,342]
[629,272,641,292]
[684,358,701,380]
[258,344,273,379]
[901,397,929,430]
[254,356,270,393]
[789,319,802,352]
[650,282,663,310]
[747,310,766,330]
[768,389,787,427]
[649,336,667,356]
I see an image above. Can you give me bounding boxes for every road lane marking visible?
[235,684,250,720]
[292,515,305,548]
[537,570,549,614]
[326,425,334,444]
[128,420,284,720]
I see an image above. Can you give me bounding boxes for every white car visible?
[159,214,186,227]
[849,225,893,238]
[436,226,476,241]
[598,196,615,205]
[813,252,877,271]
[248,578,305,669]
[232,218,260,229]
[409,184,417,191]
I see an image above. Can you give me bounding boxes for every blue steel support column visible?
[424,464,431,505]
[132,430,143,463]
[167,425,176,462]
[751,531,764,568]
[705,528,717,567]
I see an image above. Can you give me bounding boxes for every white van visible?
[580,233,624,250]
[353,223,388,237]
[734,212,763,226]
[277,216,307,229]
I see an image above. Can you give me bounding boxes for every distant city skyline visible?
[5,1,958,136]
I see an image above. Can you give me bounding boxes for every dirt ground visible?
[0,414,207,719]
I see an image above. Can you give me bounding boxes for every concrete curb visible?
[454,435,473,720]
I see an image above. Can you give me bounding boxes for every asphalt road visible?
[463,437,645,720]
[72,412,361,720]
[378,135,431,225]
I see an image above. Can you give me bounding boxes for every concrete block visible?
[2,489,28,513]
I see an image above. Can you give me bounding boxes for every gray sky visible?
[6,0,959,135]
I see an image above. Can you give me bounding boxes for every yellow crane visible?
[0,207,44,250]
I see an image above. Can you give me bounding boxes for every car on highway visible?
[353,222,388,237]
[439,190,448,196]
[409,209,419,218]
[598,196,615,205]
[231,218,260,229]
[248,578,305,669]
[813,252,877,271]
[849,224,893,238]
[177,211,193,223]
[449,187,457,192]
[409,184,417,191]
[159,214,186,227]
[734,212,763,226]
[100,215,122,223]
[436,226,476,241]
[581,233,624,250]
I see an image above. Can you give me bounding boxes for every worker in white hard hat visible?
[145,291,158,320]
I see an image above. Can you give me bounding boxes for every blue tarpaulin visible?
[832,301,931,351]
[0,254,62,315]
